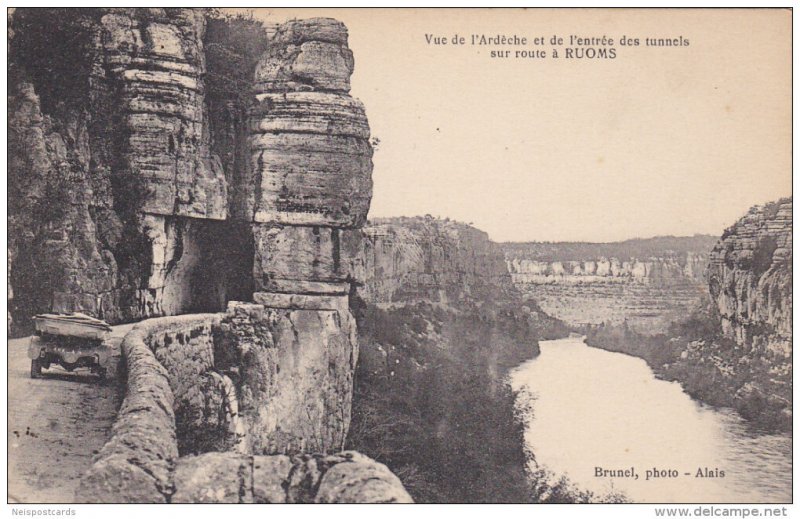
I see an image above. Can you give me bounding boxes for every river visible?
[510,337,792,503]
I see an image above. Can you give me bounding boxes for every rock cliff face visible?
[77,313,411,503]
[8,11,371,334]
[357,216,514,305]
[706,198,792,355]
[501,236,717,333]
[8,9,247,333]
[11,9,408,501]
[239,18,372,455]
[345,216,570,502]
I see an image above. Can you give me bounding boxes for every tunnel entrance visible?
[181,218,255,314]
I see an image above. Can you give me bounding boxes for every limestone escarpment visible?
[357,216,514,305]
[214,302,357,454]
[706,198,792,355]
[241,18,371,455]
[506,253,708,285]
[8,11,371,336]
[171,450,412,503]
[248,18,372,303]
[98,8,227,219]
[501,236,717,332]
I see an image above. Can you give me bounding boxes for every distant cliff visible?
[501,236,717,333]
[506,253,708,285]
[357,216,515,305]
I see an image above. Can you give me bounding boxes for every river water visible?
[510,337,792,503]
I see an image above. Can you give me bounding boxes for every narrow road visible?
[7,324,134,503]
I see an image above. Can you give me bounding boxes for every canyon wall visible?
[706,198,792,356]
[346,216,568,502]
[502,236,718,333]
[357,216,515,305]
[77,312,411,503]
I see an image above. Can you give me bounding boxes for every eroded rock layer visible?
[240,18,372,456]
[98,9,227,219]
[171,451,412,504]
[248,19,372,229]
[215,302,357,455]
[502,236,718,333]
[707,198,792,355]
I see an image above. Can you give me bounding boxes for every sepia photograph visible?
[5,5,793,513]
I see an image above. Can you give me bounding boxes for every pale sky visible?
[233,8,791,242]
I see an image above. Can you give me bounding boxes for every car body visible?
[27,313,113,380]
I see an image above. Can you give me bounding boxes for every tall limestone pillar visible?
[223,18,372,454]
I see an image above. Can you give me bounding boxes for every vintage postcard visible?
[5,5,793,513]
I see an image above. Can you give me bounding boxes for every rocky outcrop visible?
[502,237,717,333]
[237,17,370,456]
[358,216,514,305]
[506,253,708,285]
[248,18,372,299]
[171,451,412,503]
[215,302,357,455]
[706,198,792,355]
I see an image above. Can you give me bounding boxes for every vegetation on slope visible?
[346,297,627,503]
[585,301,792,432]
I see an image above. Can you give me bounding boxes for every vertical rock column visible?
[234,18,372,454]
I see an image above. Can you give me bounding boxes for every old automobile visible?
[28,313,113,380]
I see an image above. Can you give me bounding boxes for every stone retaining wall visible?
[77,314,229,502]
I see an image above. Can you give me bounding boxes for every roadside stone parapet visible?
[76,320,180,503]
[77,314,225,502]
[76,312,413,503]
[171,451,413,503]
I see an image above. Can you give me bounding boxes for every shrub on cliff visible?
[204,11,269,109]
[9,8,100,118]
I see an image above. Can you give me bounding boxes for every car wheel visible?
[30,358,42,379]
